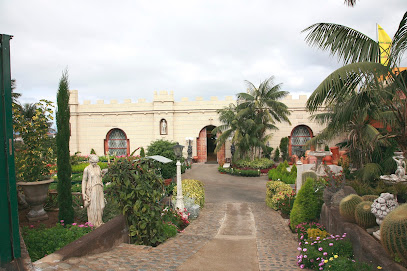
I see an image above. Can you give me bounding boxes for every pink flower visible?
[323,252,328,256]
[78,225,84,228]
[318,247,323,251]
[303,248,307,252]
[72,223,77,226]
[329,243,333,246]
[300,264,305,269]
[30,225,34,228]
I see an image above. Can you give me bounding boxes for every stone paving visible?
[33,164,301,271]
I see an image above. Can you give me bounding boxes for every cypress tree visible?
[57,70,74,224]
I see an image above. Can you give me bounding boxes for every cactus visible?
[355,201,377,229]
[362,195,378,202]
[380,204,407,264]
[301,170,317,184]
[339,194,363,222]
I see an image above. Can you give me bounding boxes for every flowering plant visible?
[322,167,345,193]
[276,190,296,215]
[13,100,55,182]
[161,207,190,232]
[296,230,372,270]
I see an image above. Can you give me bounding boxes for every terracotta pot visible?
[330,146,340,163]
[323,155,333,165]
[164,178,172,186]
[17,179,54,222]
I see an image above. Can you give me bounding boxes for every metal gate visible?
[0,34,21,266]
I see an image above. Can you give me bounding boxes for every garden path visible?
[33,163,301,271]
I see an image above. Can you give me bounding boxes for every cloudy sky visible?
[1,0,406,105]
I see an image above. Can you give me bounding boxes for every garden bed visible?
[35,215,129,264]
[320,204,407,271]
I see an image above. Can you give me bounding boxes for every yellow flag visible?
[378,24,392,65]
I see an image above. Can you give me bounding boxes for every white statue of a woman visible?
[82,154,106,227]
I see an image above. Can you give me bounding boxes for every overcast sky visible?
[1,0,406,105]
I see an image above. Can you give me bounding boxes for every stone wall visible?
[69,90,327,158]
[320,204,406,271]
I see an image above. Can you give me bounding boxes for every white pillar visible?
[175,160,184,211]
[296,160,303,193]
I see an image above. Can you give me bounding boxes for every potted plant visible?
[14,100,55,222]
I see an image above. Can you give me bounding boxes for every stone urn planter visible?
[17,179,54,222]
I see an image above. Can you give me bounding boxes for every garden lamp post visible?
[173,142,184,211]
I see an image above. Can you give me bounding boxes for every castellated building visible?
[69,90,327,163]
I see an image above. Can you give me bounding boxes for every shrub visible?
[147,139,177,179]
[265,181,293,211]
[13,100,55,182]
[233,158,274,169]
[347,179,375,196]
[290,178,324,231]
[22,222,93,262]
[106,157,166,246]
[57,71,74,224]
[173,179,205,207]
[339,194,362,223]
[274,147,280,161]
[71,162,107,174]
[280,137,289,161]
[268,161,296,184]
[162,223,178,238]
[218,167,260,177]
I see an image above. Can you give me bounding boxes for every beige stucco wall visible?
[69,90,327,157]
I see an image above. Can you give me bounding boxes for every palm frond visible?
[306,62,389,112]
[302,23,379,64]
[389,12,407,67]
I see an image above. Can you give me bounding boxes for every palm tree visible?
[303,12,407,156]
[237,77,291,158]
[214,77,291,159]
[344,0,358,6]
[21,103,37,120]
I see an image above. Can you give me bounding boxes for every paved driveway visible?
[34,163,301,271]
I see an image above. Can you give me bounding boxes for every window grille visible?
[107,129,127,156]
[291,126,311,157]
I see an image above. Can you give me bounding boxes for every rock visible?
[330,186,357,207]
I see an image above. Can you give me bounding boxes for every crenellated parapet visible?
[68,90,312,116]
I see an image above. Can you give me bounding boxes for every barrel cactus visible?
[380,204,407,264]
[355,201,377,229]
[362,195,378,202]
[339,194,363,222]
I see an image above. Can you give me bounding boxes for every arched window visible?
[104,129,129,156]
[290,125,312,157]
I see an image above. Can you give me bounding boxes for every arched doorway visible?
[289,125,313,157]
[104,128,130,156]
[196,125,225,163]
